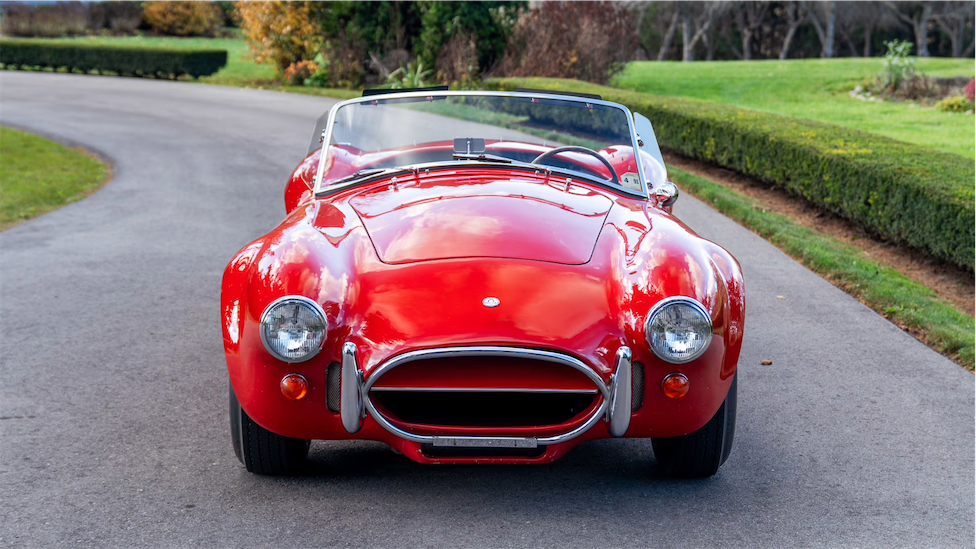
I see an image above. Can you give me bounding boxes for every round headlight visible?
[259,296,327,363]
[644,297,712,364]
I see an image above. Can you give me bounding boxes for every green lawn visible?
[613,58,976,158]
[0,126,109,229]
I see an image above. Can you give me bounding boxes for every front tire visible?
[230,382,310,475]
[651,372,737,478]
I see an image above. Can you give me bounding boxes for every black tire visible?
[229,382,310,475]
[651,372,737,478]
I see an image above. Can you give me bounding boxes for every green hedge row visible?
[0,39,226,79]
[487,77,975,271]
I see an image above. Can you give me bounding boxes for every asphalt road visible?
[1,72,972,549]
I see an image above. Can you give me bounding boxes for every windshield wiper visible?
[452,153,514,164]
[329,168,388,185]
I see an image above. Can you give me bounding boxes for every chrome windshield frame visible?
[311,90,648,200]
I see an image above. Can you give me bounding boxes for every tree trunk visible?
[824,3,836,58]
[780,23,799,59]
[933,6,972,58]
[682,12,694,61]
[863,23,873,57]
[947,25,961,58]
[657,10,679,61]
[780,2,803,60]
[742,29,753,60]
[915,3,932,57]
[805,1,836,58]
[886,1,934,58]
[704,32,715,61]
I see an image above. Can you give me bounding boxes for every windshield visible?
[310,92,645,195]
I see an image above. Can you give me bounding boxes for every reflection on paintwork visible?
[223,130,745,464]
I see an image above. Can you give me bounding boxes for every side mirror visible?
[653,181,679,212]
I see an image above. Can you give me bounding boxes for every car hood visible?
[348,174,614,265]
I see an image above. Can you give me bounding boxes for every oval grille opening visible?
[372,390,596,427]
[367,353,602,429]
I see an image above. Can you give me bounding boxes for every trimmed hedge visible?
[487,77,976,271]
[0,39,227,79]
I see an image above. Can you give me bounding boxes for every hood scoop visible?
[349,177,613,265]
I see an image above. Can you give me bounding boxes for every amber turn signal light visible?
[661,373,689,399]
[280,374,308,400]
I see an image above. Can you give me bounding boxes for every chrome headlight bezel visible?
[644,296,713,364]
[259,295,327,363]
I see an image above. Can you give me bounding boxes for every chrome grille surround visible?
[356,344,616,447]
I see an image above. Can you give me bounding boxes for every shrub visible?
[236,1,325,75]
[284,60,319,86]
[486,77,975,271]
[966,79,975,103]
[935,96,975,113]
[0,2,88,37]
[416,1,523,77]
[387,61,433,88]
[143,1,223,38]
[302,54,331,88]
[319,29,368,88]
[0,39,227,79]
[881,39,915,90]
[436,30,480,85]
[91,2,143,35]
[495,2,637,85]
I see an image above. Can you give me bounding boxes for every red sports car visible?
[221,89,744,477]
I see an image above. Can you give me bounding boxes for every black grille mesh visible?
[326,362,341,413]
[632,361,645,412]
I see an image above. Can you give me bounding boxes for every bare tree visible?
[835,2,864,56]
[779,1,807,59]
[729,1,771,60]
[885,1,933,57]
[803,0,837,58]
[628,0,653,59]
[845,1,898,57]
[658,7,680,61]
[932,1,975,58]
[678,1,725,61]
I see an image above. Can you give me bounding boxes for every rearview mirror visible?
[453,138,486,154]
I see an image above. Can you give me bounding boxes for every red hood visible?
[348,173,614,265]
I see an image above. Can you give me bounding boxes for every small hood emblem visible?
[482,297,500,308]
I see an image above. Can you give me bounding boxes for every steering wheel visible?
[530,146,620,185]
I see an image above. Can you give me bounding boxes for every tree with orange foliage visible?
[143,1,223,38]
[236,1,325,75]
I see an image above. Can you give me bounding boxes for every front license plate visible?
[431,436,538,449]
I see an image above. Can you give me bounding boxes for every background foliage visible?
[142,1,224,38]
[496,1,637,84]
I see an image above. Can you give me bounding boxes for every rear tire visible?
[230,382,310,475]
[651,372,737,478]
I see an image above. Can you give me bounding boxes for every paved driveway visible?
[1,72,972,548]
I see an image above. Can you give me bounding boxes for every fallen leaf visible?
[761,360,773,365]
[776,295,786,300]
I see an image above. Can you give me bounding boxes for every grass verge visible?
[0,126,109,230]
[669,165,974,371]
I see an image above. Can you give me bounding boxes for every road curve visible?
[1,72,972,549]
